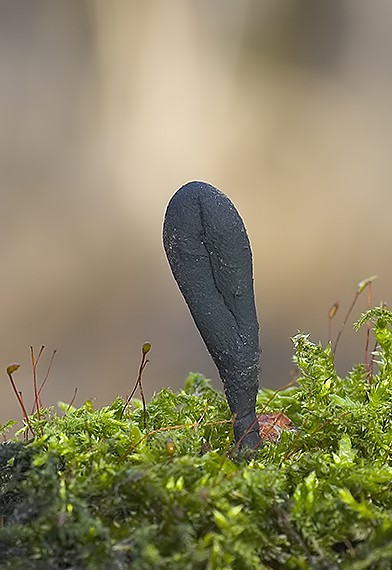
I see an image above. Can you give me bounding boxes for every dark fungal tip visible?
[163,181,261,449]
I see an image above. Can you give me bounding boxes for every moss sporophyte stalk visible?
[1,181,392,568]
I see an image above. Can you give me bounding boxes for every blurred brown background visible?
[1,1,392,425]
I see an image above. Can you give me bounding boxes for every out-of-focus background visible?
[1,1,392,424]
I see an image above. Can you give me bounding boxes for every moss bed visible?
[1,307,392,569]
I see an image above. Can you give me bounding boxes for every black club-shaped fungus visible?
[163,181,261,448]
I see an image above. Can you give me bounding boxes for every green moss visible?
[2,309,392,568]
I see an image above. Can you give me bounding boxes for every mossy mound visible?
[1,308,392,569]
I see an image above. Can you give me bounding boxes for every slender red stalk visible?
[30,346,43,419]
[19,392,29,441]
[333,292,359,354]
[30,349,58,414]
[121,342,151,424]
[364,283,372,382]
[333,276,378,354]
[37,349,57,397]
[66,387,78,412]
[6,365,34,436]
